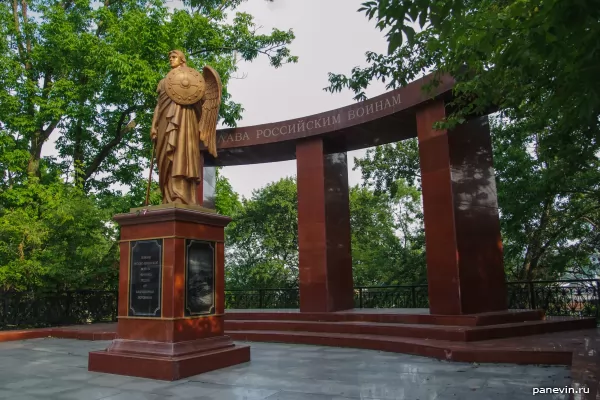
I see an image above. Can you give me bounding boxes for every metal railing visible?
[225,288,300,309]
[224,280,599,320]
[506,279,599,318]
[354,285,429,309]
[0,290,118,329]
[0,279,597,329]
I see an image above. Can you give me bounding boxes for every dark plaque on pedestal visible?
[185,240,215,316]
[129,239,163,317]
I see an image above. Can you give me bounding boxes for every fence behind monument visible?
[0,290,118,329]
[0,280,598,329]
[225,280,599,319]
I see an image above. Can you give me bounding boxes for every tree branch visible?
[205,0,232,22]
[20,0,31,55]
[520,195,554,279]
[41,69,53,94]
[538,206,600,255]
[191,44,287,58]
[41,119,60,142]
[83,105,138,181]
[583,216,598,230]
[11,0,26,63]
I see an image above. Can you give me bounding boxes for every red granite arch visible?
[203,72,508,316]
[211,73,454,166]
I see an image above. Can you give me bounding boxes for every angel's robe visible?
[153,77,202,205]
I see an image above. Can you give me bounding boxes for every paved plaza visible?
[0,338,573,400]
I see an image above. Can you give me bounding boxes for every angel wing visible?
[199,65,222,158]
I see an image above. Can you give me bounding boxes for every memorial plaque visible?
[129,239,163,317]
[185,240,215,316]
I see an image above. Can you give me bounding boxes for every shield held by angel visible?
[150,50,222,206]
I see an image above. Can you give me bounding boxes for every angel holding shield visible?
[149,50,221,205]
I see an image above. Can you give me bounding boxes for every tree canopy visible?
[350,180,426,286]
[223,176,426,289]
[0,181,118,291]
[225,177,299,289]
[1,0,297,192]
[0,0,297,290]
[326,0,600,280]
[1,0,598,292]
[327,0,599,140]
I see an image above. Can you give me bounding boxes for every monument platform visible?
[2,308,596,368]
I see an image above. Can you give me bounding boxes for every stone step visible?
[226,329,580,365]
[225,317,596,342]
[225,309,545,326]
[226,319,467,341]
[463,317,596,341]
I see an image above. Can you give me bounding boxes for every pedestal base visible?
[96,206,249,381]
[88,336,250,381]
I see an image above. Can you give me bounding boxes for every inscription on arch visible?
[217,93,402,148]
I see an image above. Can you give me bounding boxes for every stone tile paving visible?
[0,338,573,399]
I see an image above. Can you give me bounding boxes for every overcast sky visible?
[218,0,389,199]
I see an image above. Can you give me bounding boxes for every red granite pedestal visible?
[88,205,250,381]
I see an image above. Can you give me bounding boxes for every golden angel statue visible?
[150,50,221,205]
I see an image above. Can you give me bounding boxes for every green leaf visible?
[388,31,403,54]
[419,8,428,28]
[323,0,600,281]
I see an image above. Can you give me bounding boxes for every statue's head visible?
[168,50,186,68]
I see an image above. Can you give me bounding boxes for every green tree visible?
[225,177,298,289]
[355,139,421,196]
[0,0,298,291]
[349,124,600,280]
[350,182,425,286]
[223,174,426,289]
[1,0,297,192]
[215,168,242,217]
[492,118,600,280]
[327,0,599,145]
[350,139,426,285]
[0,181,118,291]
[326,0,600,280]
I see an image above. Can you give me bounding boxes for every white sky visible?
[42,0,390,199]
[217,0,389,199]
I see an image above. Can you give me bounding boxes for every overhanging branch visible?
[83,105,138,182]
[41,120,60,142]
[190,44,287,59]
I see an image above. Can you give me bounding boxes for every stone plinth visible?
[88,205,250,381]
